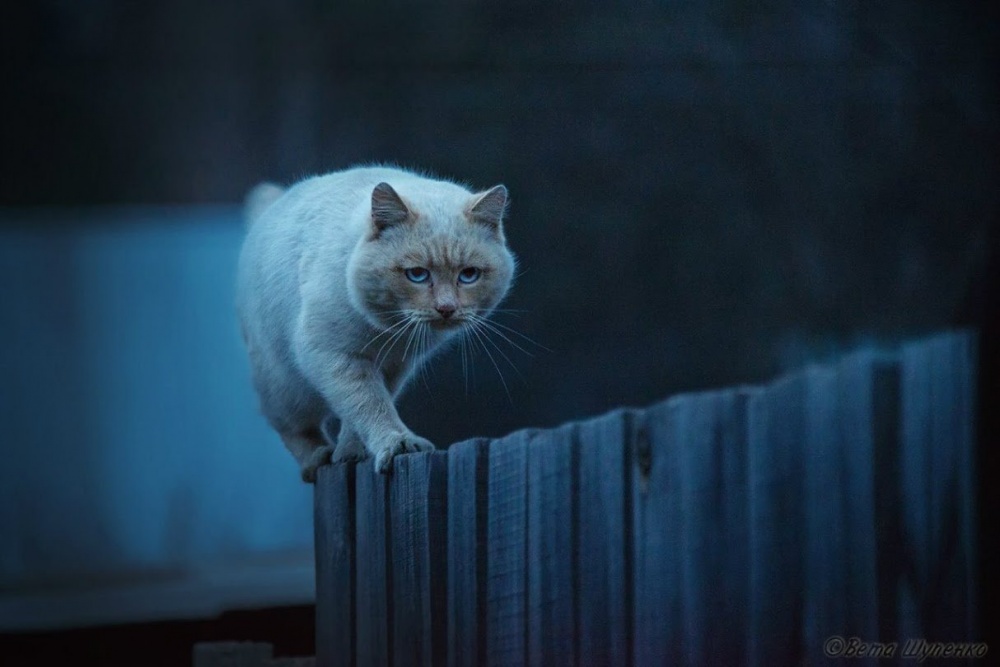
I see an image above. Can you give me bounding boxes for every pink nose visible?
[436,305,456,319]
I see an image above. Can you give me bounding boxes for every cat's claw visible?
[300,444,333,484]
[373,434,436,474]
[331,448,369,465]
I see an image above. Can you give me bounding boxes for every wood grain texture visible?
[355,461,390,667]
[898,331,977,642]
[675,388,753,666]
[526,423,575,667]
[632,397,684,665]
[389,452,448,667]
[747,372,807,667]
[576,408,634,666]
[447,439,489,667]
[314,464,356,667]
[486,429,532,667]
[801,354,889,667]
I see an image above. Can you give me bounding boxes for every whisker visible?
[460,329,469,394]
[374,317,415,368]
[400,317,421,362]
[360,313,412,352]
[472,320,526,382]
[469,313,550,353]
[467,320,512,404]
[368,318,409,360]
[418,323,432,390]
[469,315,536,357]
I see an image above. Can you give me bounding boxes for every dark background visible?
[2,1,996,665]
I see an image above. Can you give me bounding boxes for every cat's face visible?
[348,183,516,333]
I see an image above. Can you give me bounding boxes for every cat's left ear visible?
[371,182,413,236]
[467,185,508,237]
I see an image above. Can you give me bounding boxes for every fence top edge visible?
[318,329,978,463]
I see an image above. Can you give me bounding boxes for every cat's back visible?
[238,168,385,274]
[236,170,367,342]
[294,165,471,212]
[237,165,471,306]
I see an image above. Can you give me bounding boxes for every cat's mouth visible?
[428,317,466,331]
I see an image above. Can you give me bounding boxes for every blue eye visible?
[458,267,481,284]
[405,267,430,283]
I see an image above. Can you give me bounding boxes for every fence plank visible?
[315,464,356,667]
[486,429,532,667]
[898,331,977,642]
[527,424,576,667]
[747,373,807,666]
[355,461,390,667]
[390,452,449,667]
[632,397,684,665]
[676,388,753,666]
[576,409,634,666]
[802,354,891,666]
[447,438,490,667]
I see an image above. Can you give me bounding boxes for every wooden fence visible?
[313,330,979,666]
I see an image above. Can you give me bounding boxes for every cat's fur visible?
[236,166,516,481]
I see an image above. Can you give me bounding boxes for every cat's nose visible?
[436,305,456,319]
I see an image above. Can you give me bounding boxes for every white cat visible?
[236,166,516,481]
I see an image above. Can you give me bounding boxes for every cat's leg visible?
[296,346,434,473]
[279,426,332,483]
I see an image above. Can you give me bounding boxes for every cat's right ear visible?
[467,184,509,237]
[371,182,412,236]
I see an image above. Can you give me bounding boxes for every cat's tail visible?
[244,182,285,229]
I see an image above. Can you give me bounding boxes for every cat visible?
[236,166,516,482]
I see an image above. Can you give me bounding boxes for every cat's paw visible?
[372,432,436,474]
[300,444,333,483]
[331,439,370,465]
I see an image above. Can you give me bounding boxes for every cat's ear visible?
[467,185,508,235]
[371,182,412,235]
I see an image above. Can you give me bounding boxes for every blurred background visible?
[1,1,996,665]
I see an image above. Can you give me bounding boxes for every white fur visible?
[236,166,515,481]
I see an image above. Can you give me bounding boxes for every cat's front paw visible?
[331,437,370,465]
[372,432,436,474]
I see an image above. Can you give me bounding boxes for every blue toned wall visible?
[0,209,314,630]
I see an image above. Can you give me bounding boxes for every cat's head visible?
[347,180,516,333]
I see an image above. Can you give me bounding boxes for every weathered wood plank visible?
[486,429,532,667]
[576,408,633,666]
[747,372,807,666]
[355,461,390,667]
[676,388,753,666]
[898,331,977,642]
[390,452,448,667]
[802,354,891,667]
[526,423,575,667]
[447,438,490,667]
[802,364,855,665]
[632,397,684,665]
[426,452,450,667]
[871,350,904,655]
[315,464,356,667]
